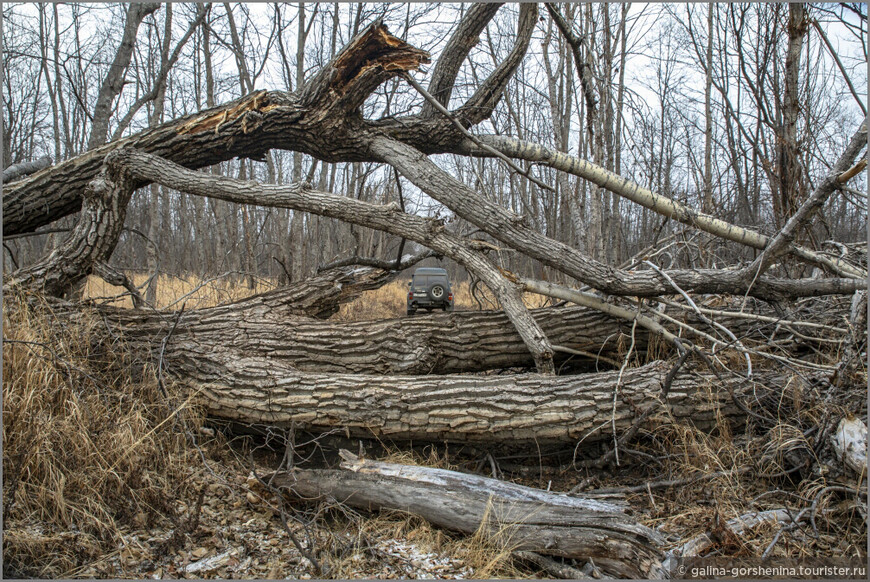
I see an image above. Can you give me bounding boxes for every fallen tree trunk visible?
[272,450,665,579]
[183,356,789,446]
[101,295,839,376]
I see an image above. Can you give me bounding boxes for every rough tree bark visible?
[91,148,558,374]
[182,357,787,446]
[94,287,836,376]
[3,7,862,463]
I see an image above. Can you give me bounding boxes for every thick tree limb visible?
[85,284,840,377]
[5,152,136,297]
[184,356,784,447]
[460,134,867,280]
[2,21,436,236]
[273,450,665,579]
[87,3,161,150]
[370,136,863,299]
[420,3,502,116]
[2,156,52,183]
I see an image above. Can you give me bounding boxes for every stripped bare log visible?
[272,450,666,579]
[2,156,52,184]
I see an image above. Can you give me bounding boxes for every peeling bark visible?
[274,450,665,579]
[2,21,438,236]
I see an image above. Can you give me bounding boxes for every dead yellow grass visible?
[2,292,204,578]
[83,272,555,323]
[82,272,276,310]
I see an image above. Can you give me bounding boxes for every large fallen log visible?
[135,302,832,375]
[184,355,788,446]
[272,450,665,579]
[88,276,842,376]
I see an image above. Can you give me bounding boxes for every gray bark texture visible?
[273,450,666,579]
[180,357,784,446]
[2,156,52,183]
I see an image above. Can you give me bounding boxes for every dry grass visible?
[619,381,867,562]
[15,271,865,576]
[83,272,553,322]
[2,292,205,578]
[83,272,276,310]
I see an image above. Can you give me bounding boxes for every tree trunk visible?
[273,450,665,579]
[87,3,160,151]
[102,288,833,376]
[775,3,808,229]
[180,356,787,447]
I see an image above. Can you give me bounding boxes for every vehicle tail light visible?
[408,292,413,299]
[448,293,453,301]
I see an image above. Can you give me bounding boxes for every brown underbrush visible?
[2,292,205,577]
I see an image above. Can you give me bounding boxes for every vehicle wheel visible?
[445,304,454,313]
[428,284,445,301]
[407,309,416,316]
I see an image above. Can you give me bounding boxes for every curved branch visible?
[460,134,867,280]
[372,135,863,300]
[454,3,537,126]
[421,3,502,116]
[6,153,135,297]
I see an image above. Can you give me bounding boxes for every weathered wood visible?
[5,153,135,297]
[832,416,868,475]
[373,136,864,299]
[102,148,557,374]
[272,450,665,579]
[105,302,633,375]
[1,156,52,183]
[462,134,867,280]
